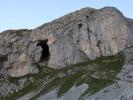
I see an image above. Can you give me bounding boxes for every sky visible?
[0,0,132,32]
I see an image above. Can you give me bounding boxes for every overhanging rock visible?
[0,7,131,77]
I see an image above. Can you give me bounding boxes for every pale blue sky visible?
[0,0,132,32]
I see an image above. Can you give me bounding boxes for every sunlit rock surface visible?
[0,6,133,100]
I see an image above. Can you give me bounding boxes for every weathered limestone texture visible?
[0,7,131,77]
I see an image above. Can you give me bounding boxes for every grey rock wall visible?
[31,7,128,69]
[0,7,132,77]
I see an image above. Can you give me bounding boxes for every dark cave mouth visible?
[37,39,50,62]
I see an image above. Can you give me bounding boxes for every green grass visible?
[2,52,124,100]
[31,78,63,100]
[57,71,85,97]
[79,78,113,99]
[75,74,87,87]
[3,82,37,100]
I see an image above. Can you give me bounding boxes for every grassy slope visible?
[2,53,124,100]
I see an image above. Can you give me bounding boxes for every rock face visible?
[0,6,133,100]
[31,7,128,69]
[0,7,131,77]
[0,30,39,77]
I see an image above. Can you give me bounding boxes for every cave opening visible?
[78,23,83,29]
[37,39,50,62]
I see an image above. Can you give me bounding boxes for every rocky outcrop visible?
[31,7,128,69]
[0,6,133,100]
[0,7,132,77]
[0,30,39,77]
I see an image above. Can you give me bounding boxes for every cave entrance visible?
[37,39,50,62]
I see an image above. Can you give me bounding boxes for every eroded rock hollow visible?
[0,7,132,78]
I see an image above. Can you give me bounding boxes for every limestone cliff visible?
[0,6,133,100]
[0,7,131,77]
